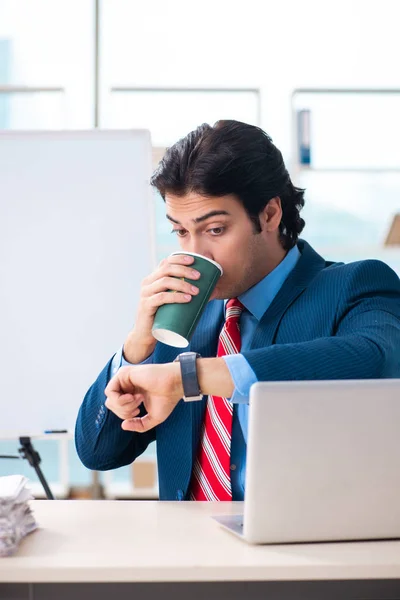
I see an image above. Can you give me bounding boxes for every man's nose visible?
[186,240,213,261]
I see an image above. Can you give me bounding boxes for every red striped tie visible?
[190,298,244,501]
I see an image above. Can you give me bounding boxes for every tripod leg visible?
[18,437,55,500]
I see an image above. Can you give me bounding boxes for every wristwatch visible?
[174,352,203,401]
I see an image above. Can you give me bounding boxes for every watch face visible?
[174,352,193,361]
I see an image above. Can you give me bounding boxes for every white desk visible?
[1,500,400,600]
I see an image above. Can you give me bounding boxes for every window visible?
[104,88,260,147]
[0,0,93,129]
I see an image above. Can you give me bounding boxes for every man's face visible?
[165,192,281,300]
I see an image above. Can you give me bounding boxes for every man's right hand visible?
[122,254,201,363]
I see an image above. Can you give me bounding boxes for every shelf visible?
[294,166,400,173]
[292,88,400,96]
[101,454,158,500]
[30,482,70,500]
[103,482,158,500]
[291,88,400,174]
[311,244,400,254]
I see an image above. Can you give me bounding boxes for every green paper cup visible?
[152,252,223,348]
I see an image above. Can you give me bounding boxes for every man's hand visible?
[122,254,201,363]
[104,363,184,433]
[104,358,235,433]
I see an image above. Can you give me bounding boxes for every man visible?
[75,120,400,501]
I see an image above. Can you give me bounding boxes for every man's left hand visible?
[104,363,184,433]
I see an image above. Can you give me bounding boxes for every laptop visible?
[213,379,400,544]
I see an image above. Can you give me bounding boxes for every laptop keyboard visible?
[229,514,244,534]
[214,514,244,535]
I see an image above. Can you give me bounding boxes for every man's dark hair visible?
[150,120,305,250]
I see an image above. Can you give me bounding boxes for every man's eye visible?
[171,229,187,237]
[208,227,224,236]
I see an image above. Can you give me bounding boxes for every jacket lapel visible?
[251,240,327,349]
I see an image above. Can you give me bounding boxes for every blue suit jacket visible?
[75,240,400,500]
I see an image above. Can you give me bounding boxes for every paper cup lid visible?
[170,252,223,275]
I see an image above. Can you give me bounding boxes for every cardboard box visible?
[385,214,400,245]
[132,460,157,489]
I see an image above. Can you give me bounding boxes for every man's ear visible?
[261,197,282,232]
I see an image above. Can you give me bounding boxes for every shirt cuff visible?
[110,345,154,377]
[222,354,258,404]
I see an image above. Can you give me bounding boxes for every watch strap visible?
[177,352,203,401]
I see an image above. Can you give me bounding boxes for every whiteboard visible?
[0,130,155,435]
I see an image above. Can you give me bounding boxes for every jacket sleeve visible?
[243,260,400,382]
[75,357,156,471]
